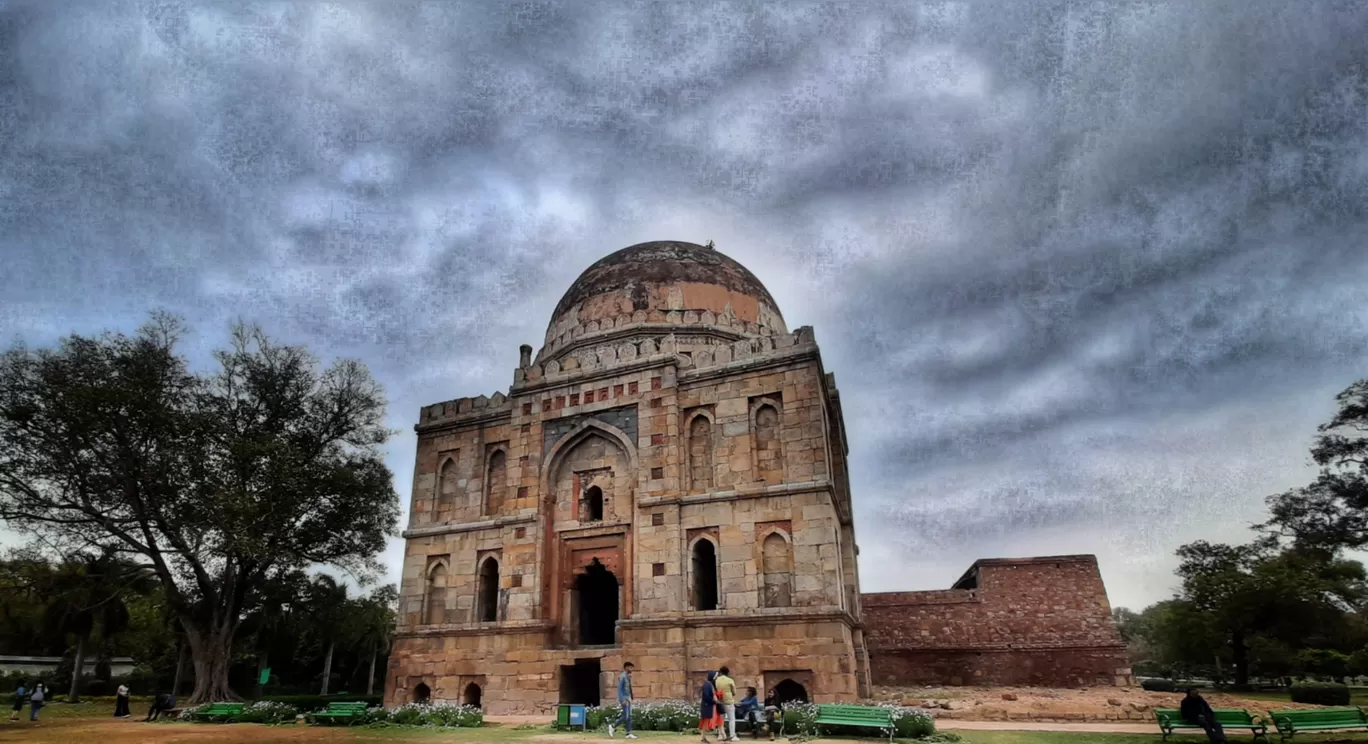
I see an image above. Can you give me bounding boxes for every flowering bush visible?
[179,701,300,724]
[372,702,483,728]
[584,700,697,731]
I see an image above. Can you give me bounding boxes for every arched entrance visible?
[463,682,482,709]
[478,557,499,622]
[412,682,431,704]
[575,559,619,646]
[773,679,808,706]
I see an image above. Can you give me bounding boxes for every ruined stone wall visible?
[862,556,1132,688]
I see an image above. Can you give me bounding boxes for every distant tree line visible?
[1115,380,1368,688]
[0,314,401,703]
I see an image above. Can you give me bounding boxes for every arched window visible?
[688,415,714,492]
[424,564,448,625]
[761,532,793,608]
[413,683,431,704]
[437,457,458,513]
[463,682,482,709]
[585,485,604,521]
[485,450,507,515]
[477,557,499,623]
[691,539,719,611]
[754,404,783,482]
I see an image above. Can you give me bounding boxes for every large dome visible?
[539,241,787,362]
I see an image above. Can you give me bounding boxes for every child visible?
[8,682,25,722]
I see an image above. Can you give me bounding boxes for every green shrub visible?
[368,702,483,727]
[1290,682,1350,706]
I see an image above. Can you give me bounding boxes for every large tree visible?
[0,316,399,703]
[1175,539,1365,685]
[1266,378,1368,549]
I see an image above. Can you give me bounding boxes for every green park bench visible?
[312,701,371,725]
[1269,707,1368,741]
[1154,707,1267,741]
[812,704,895,741]
[200,702,245,721]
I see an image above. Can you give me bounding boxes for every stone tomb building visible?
[386,242,869,713]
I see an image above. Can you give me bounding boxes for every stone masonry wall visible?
[388,326,866,713]
[862,556,1132,688]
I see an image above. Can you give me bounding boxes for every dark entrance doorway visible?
[575,559,619,646]
[463,682,482,708]
[559,659,601,705]
[412,682,431,704]
[691,539,719,610]
[773,679,808,705]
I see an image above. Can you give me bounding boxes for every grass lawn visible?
[1235,687,1368,708]
[9,703,1368,744]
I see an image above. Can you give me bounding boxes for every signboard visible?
[258,667,271,686]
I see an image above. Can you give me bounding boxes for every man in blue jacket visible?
[608,661,637,739]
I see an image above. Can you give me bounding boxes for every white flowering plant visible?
[377,701,484,727]
[179,700,300,725]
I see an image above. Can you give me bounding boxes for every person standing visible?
[699,672,721,744]
[1179,688,1226,744]
[113,682,131,718]
[28,683,44,722]
[608,661,637,740]
[8,682,24,722]
[715,666,738,742]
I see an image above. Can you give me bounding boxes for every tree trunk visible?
[320,639,335,696]
[172,641,187,697]
[1231,631,1250,687]
[366,645,376,696]
[68,633,88,703]
[184,622,240,704]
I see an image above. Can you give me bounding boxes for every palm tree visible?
[43,551,152,702]
[305,575,351,696]
[354,585,397,696]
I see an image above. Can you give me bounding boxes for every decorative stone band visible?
[637,479,833,508]
[867,642,1131,653]
[538,308,786,364]
[393,619,555,640]
[618,606,859,630]
[401,513,537,539]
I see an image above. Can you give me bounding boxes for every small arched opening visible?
[691,539,719,611]
[477,557,500,623]
[424,563,448,625]
[463,682,482,709]
[574,559,619,646]
[773,679,808,706]
[585,485,604,522]
[413,683,431,704]
[761,532,793,608]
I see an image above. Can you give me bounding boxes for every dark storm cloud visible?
[2,0,1367,608]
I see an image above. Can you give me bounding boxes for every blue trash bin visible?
[568,704,587,729]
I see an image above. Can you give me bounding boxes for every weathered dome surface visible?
[542,241,787,351]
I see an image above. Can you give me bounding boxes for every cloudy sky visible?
[4,1,1368,610]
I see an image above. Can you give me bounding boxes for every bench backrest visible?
[206,703,244,713]
[817,705,894,724]
[325,702,370,712]
[1155,708,1255,725]
[1272,708,1366,726]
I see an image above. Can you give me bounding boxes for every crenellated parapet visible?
[418,390,512,428]
[514,326,819,389]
